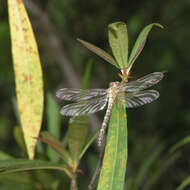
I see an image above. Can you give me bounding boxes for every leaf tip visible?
[153,23,164,29]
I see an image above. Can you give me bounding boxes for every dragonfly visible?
[56,72,164,146]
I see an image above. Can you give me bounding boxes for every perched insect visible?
[56,72,164,146]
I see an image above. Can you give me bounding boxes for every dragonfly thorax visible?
[107,81,121,100]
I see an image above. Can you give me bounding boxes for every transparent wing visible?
[60,95,108,116]
[123,72,164,92]
[125,90,159,108]
[56,88,107,101]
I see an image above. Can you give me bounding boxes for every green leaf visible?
[79,129,99,160]
[77,38,119,68]
[170,135,190,153]
[46,93,61,160]
[0,173,35,188]
[0,151,13,160]
[46,93,61,139]
[81,59,93,89]
[40,131,72,166]
[132,145,163,190]
[68,116,89,171]
[144,151,180,190]
[13,126,27,155]
[97,100,128,190]
[127,23,163,75]
[8,0,44,159]
[176,176,190,190]
[108,22,128,70]
[0,159,71,178]
[11,97,20,125]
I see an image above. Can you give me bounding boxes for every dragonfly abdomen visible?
[98,99,114,146]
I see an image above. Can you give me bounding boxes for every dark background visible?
[0,0,190,189]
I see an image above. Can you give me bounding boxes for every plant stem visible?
[70,173,78,190]
[88,145,105,190]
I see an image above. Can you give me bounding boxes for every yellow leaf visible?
[8,0,44,159]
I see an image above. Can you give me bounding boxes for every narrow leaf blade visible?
[0,159,71,178]
[132,145,163,190]
[176,176,190,190]
[108,22,128,69]
[8,0,44,159]
[77,39,119,68]
[68,116,89,170]
[98,100,128,190]
[0,151,13,160]
[81,59,93,89]
[46,93,61,160]
[13,126,27,155]
[46,93,61,139]
[40,131,72,166]
[79,129,99,160]
[127,23,163,74]
[170,135,190,153]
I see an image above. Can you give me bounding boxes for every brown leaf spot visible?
[16,89,20,95]
[28,46,37,55]
[19,107,24,114]
[30,99,33,105]
[13,23,19,31]
[23,74,33,83]
[22,27,28,32]
[17,0,22,4]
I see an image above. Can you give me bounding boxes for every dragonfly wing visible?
[60,95,108,116]
[56,88,107,101]
[124,72,164,92]
[125,90,159,108]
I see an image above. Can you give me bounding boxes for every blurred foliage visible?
[1,0,190,189]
